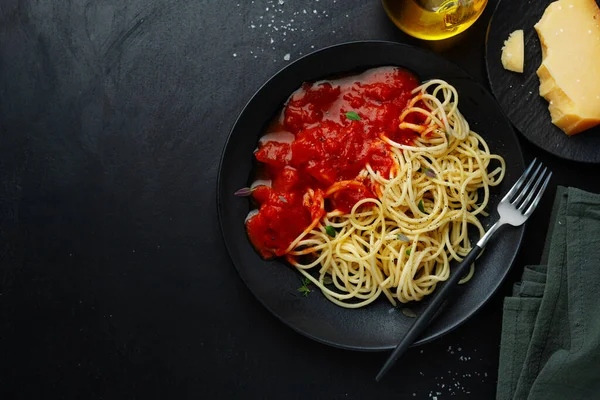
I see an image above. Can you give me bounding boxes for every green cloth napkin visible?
[497,186,600,400]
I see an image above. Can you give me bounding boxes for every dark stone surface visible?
[2,0,600,398]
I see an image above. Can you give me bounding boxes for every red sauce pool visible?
[246,66,421,259]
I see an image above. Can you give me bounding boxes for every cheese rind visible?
[534,0,600,136]
[501,30,524,73]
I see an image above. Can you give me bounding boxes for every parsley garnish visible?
[397,234,410,242]
[325,225,337,237]
[406,248,412,256]
[345,111,361,121]
[297,277,311,297]
[402,308,417,318]
[423,168,437,179]
[418,199,425,213]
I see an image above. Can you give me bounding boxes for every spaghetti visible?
[244,68,505,308]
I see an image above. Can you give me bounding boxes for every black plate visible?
[218,41,525,351]
[486,0,600,163]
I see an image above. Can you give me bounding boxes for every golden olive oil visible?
[382,0,488,40]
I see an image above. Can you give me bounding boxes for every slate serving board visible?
[485,0,600,163]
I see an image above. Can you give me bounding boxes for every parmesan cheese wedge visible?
[501,30,524,73]
[534,0,600,136]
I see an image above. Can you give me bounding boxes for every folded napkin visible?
[497,186,600,400]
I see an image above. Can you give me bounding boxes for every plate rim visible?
[217,40,526,351]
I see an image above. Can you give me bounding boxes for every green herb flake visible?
[401,308,417,318]
[297,277,311,297]
[397,234,410,242]
[423,168,437,179]
[418,200,425,213]
[345,111,361,121]
[325,225,337,237]
[405,248,412,256]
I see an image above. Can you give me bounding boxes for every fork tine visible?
[524,171,552,217]
[512,162,543,207]
[518,166,548,211]
[501,159,538,203]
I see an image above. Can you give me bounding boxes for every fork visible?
[376,159,552,382]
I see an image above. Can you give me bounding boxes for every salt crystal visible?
[283,53,290,61]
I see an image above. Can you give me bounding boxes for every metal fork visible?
[376,159,552,382]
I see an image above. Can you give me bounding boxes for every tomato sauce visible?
[245,66,420,259]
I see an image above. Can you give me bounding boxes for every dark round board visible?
[217,41,525,351]
[486,0,600,163]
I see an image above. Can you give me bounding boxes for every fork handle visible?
[376,245,484,382]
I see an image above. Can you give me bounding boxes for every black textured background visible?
[2,0,600,399]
